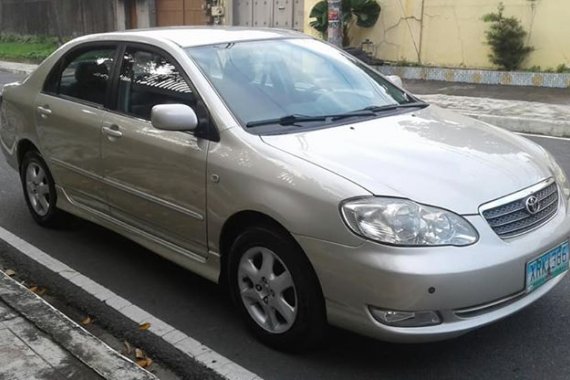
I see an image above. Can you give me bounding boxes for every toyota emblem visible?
[525,195,541,215]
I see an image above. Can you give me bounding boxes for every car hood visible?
[261,105,553,214]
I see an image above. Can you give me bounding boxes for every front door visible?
[35,45,118,212]
[101,46,209,257]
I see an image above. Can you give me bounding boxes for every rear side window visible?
[50,48,116,106]
[117,48,195,120]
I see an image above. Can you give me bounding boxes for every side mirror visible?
[386,75,404,88]
[151,104,198,132]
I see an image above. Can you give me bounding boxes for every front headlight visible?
[341,197,478,247]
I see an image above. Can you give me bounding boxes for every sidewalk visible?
[0,270,157,380]
[0,299,103,379]
[0,61,37,76]
[404,79,570,138]
[404,79,570,105]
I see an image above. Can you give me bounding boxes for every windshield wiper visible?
[245,103,427,128]
[362,102,429,113]
[246,111,376,128]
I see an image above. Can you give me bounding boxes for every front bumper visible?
[295,197,570,343]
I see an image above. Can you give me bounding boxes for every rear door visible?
[100,44,210,257]
[36,44,118,212]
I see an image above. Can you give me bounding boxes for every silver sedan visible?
[1,27,569,350]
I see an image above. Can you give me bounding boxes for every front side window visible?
[187,39,420,133]
[117,48,195,121]
[56,48,115,106]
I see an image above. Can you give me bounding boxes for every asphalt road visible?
[1,71,570,379]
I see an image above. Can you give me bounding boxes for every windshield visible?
[186,38,419,131]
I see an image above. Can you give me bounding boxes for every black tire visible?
[19,150,64,228]
[228,225,327,351]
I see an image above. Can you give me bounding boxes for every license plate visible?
[526,241,569,293]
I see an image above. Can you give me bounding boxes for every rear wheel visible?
[228,226,327,351]
[20,151,64,227]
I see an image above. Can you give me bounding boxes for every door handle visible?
[102,125,123,138]
[37,105,52,118]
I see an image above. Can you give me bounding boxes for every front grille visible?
[482,180,559,239]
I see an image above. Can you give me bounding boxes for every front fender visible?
[206,128,370,253]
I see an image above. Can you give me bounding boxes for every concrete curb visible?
[0,226,261,380]
[0,61,37,75]
[461,113,570,138]
[377,65,570,89]
[0,270,157,380]
[419,94,570,138]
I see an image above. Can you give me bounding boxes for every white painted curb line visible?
[517,132,570,141]
[0,226,262,380]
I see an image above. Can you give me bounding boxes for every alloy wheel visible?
[237,246,298,334]
[25,162,51,217]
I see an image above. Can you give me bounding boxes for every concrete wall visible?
[304,0,570,70]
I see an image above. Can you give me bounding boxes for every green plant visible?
[0,33,59,45]
[526,65,541,72]
[556,64,569,73]
[393,59,420,67]
[482,3,533,71]
[0,34,59,63]
[309,0,381,47]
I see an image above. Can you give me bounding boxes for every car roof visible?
[79,27,309,48]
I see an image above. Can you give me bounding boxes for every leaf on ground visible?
[81,316,93,326]
[34,287,47,296]
[139,322,151,331]
[28,286,38,293]
[135,348,145,360]
[136,357,153,369]
[123,341,133,355]
[4,269,16,277]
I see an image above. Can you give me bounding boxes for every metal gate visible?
[156,0,208,26]
[234,0,303,30]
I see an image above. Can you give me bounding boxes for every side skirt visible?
[55,185,221,284]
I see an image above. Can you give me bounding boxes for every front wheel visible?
[228,226,327,351]
[20,151,64,227]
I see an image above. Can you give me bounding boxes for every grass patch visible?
[0,42,58,63]
[0,34,59,63]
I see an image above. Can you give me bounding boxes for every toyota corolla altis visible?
[1,27,569,350]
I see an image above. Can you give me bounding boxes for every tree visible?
[482,3,533,71]
[310,0,381,47]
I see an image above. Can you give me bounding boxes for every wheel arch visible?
[17,139,40,168]
[217,210,324,296]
